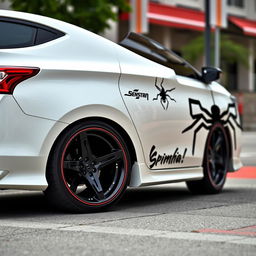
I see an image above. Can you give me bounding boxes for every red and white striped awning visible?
[230,16,256,37]
[147,2,205,31]
[120,2,205,31]
[120,2,256,37]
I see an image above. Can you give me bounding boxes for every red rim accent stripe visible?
[61,127,128,207]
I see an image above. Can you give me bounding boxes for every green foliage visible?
[220,35,248,67]
[182,34,248,67]
[1,0,131,34]
[182,36,205,65]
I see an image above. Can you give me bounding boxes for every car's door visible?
[118,49,214,170]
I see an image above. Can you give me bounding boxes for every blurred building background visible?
[0,0,255,130]
[118,0,256,130]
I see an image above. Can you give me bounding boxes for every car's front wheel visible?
[186,122,229,194]
[45,121,131,212]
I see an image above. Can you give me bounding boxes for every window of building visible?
[223,61,238,91]
[227,0,244,8]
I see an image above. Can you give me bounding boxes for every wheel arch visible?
[45,116,139,182]
[187,121,230,194]
[60,116,137,164]
[202,123,233,171]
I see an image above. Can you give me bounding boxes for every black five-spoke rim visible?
[61,127,128,206]
[207,125,228,186]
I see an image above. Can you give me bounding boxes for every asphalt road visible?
[0,132,255,256]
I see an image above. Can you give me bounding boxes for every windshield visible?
[119,32,201,79]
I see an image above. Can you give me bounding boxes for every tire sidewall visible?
[47,121,131,211]
[203,122,229,192]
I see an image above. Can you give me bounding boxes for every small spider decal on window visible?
[182,98,242,155]
[153,78,176,110]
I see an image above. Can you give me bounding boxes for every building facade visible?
[119,0,256,94]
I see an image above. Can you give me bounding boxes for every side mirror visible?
[201,67,222,83]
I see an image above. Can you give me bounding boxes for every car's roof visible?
[0,9,120,55]
[0,10,177,78]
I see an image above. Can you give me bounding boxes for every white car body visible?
[0,10,242,202]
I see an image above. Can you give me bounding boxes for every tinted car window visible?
[163,55,199,78]
[0,21,36,48]
[120,32,201,80]
[0,18,65,49]
[35,28,61,45]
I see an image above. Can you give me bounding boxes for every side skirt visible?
[129,162,203,187]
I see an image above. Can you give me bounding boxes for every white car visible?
[0,10,242,212]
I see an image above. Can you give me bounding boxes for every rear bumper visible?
[0,156,47,190]
[0,95,66,190]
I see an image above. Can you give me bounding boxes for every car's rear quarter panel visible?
[0,18,145,188]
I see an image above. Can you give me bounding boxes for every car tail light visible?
[0,67,40,94]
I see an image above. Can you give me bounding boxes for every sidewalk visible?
[227,131,256,179]
[228,166,256,179]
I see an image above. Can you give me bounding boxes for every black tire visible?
[45,121,131,212]
[186,122,229,194]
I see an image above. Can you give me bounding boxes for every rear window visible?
[0,17,65,49]
[0,21,36,48]
[35,28,60,45]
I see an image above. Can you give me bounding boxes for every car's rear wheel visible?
[45,121,131,212]
[186,122,229,194]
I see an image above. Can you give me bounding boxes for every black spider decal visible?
[153,78,176,110]
[182,98,242,155]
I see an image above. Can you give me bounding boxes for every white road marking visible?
[0,220,67,230]
[0,220,255,245]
